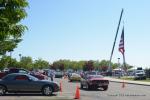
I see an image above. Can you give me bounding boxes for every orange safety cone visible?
[60,81,62,93]
[122,80,125,88]
[74,85,80,99]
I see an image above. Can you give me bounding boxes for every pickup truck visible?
[134,70,146,80]
[0,68,48,80]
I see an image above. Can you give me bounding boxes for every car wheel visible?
[0,85,6,96]
[86,84,91,90]
[80,84,83,89]
[102,86,108,91]
[42,86,53,96]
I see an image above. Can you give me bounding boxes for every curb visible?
[0,97,74,100]
[109,80,150,86]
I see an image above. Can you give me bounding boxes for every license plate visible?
[99,83,108,86]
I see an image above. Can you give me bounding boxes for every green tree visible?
[83,60,94,71]
[0,55,18,70]
[93,60,100,70]
[0,55,10,70]
[20,56,33,69]
[0,0,28,55]
[52,60,65,71]
[78,61,86,70]
[34,58,49,69]
[112,63,118,69]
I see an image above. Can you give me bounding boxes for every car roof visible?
[2,73,30,80]
[5,73,29,77]
[87,75,103,77]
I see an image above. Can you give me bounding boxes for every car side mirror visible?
[82,76,86,79]
[28,78,33,81]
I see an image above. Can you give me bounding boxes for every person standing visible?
[49,70,55,81]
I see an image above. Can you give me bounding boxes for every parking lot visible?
[1,77,150,100]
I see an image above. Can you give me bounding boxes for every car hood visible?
[40,80,52,83]
[40,80,58,84]
[89,78,108,81]
[71,76,81,78]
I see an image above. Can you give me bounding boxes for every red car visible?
[80,75,109,90]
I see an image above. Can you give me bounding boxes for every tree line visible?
[0,55,134,71]
[51,59,133,71]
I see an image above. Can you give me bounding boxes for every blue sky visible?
[12,0,150,68]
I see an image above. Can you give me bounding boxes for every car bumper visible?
[89,83,109,87]
[53,85,60,92]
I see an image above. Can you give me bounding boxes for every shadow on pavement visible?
[80,88,104,91]
[2,93,57,96]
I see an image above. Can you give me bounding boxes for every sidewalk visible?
[105,77,150,86]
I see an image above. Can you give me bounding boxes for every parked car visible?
[55,71,63,78]
[0,73,59,96]
[134,70,146,80]
[0,68,48,80]
[69,73,81,82]
[80,75,109,90]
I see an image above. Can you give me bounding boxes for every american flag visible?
[119,27,125,54]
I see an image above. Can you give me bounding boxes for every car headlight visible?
[53,82,59,85]
[88,80,93,85]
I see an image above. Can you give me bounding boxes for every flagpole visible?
[123,50,126,71]
[108,9,124,74]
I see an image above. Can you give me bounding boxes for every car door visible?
[14,75,41,92]
[3,75,19,91]
[26,75,42,91]
[13,75,31,91]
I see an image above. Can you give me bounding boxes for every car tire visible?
[42,85,53,96]
[0,85,6,96]
[102,86,108,91]
[80,84,83,89]
[86,84,91,90]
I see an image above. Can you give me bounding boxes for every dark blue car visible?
[0,73,59,96]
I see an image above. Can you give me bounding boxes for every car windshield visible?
[87,72,97,75]
[72,73,80,76]
[56,72,62,74]
[28,75,39,81]
[136,70,144,73]
[87,75,103,79]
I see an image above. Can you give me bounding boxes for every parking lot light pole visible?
[19,54,22,61]
[118,58,121,78]
[118,58,120,67]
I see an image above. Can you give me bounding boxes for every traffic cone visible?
[60,81,62,94]
[74,85,80,99]
[122,80,125,88]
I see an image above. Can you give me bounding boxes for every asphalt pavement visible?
[0,77,150,100]
[58,77,150,100]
